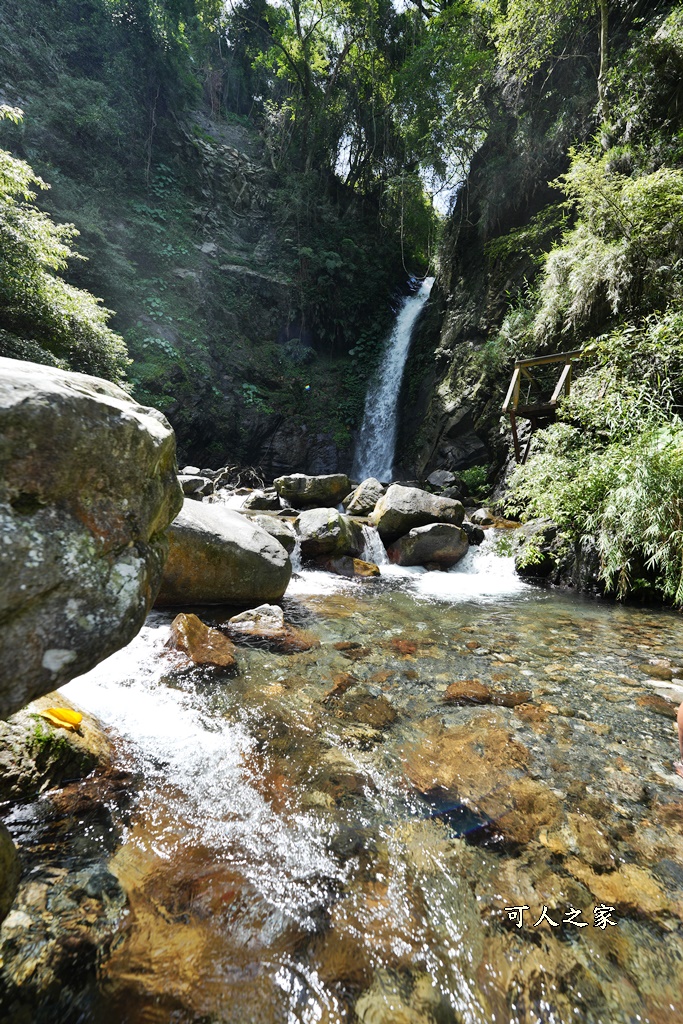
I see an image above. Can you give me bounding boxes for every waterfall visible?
[353,277,434,482]
[360,524,388,565]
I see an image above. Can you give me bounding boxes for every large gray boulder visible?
[369,484,465,542]
[157,499,291,605]
[387,523,469,568]
[343,477,384,516]
[274,473,350,509]
[243,513,297,553]
[0,358,183,719]
[296,508,364,559]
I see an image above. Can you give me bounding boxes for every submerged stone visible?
[227,603,318,653]
[443,679,492,704]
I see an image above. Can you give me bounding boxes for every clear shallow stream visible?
[49,534,683,1024]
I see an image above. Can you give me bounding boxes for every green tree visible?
[0,107,129,383]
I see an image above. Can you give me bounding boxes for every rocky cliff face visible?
[395,70,597,482]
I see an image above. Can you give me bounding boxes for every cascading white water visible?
[353,277,434,482]
[360,524,388,565]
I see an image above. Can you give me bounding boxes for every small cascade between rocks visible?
[289,537,303,572]
[353,277,434,482]
[360,523,388,565]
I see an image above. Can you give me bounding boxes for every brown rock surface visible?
[443,679,492,704]
[168,613,237,669]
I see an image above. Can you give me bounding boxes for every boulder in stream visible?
[370,484,464,543]
[295,507,364,559]
[226,604,318,653]
[168,613,237,669]
[242,513,297,553]
[343,477,384,516]
[387,523,469,568]
[156,499,291,606]
[0,357,183,719]
[315,555,380,578]
[273,473,350,509]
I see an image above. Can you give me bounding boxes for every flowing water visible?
[353,279,434,482]
[10,532,677,1024]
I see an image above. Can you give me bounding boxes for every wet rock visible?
[315,555,380,577]
[641,661,674,681]
[343,477,385,516]
[636,693,678,718]
[340,693,397,729]
[334,641,372,661]
[462,521,485,545]
[156,499,291,605]
[227,604,318,653]
[490,689,533,707]
[513,518,604,593]
[0,694,112,803]
[470,507,495,526]
[0,822,20,923]
[370,484,464,542]
[323,673,358,701]
[0,357,183,719]
[273,473,350,509]
[426,469,458,489]
[168,613,237,669]
[565,860,682,922]
[241,489,281,511]
[443,679,492,704]
[403,715,560,845]
[242,513,297,553]
[567,812,614,869]
[296,508,364,559]
[178,474,213,497]
[387,523,469,568]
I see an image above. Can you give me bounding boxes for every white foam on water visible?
[60,617,342,921]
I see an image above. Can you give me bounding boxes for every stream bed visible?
[6,535,683,1023]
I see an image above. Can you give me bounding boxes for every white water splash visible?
[360,524,388,565]
[353,278,434,481]
[380,531,530,603]
[61,618,342,922]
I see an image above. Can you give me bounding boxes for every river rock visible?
[273,473,350,509]
[315,556,380,578]
[242,489,281,511]
[0,822,20,923]
[387,523,469,568]
[296,508,364,559]
[469,507,495,526]
[343,478,384,516]
[0,694,113,803]
[369,484,464,542]
[462,521,485,545]
[178,474,213,497]
[243,514,297,553]
[168,613,237,669]
[443,679,491,704]
[426,469,458,490]
[226,604,317,653]
[0,357,183,719]
[156,499,291,605]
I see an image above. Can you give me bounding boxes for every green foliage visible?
[534,152,683,344]
[0,109,129,381]
[460,464,488,492]
[506,309,683,603]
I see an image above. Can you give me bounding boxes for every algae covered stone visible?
[295,508,364,559]
[273,473,350,509]
[0,358,183,719]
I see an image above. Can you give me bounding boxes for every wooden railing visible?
[503,348,584,463]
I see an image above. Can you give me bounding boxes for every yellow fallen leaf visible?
[38,707,83,731]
